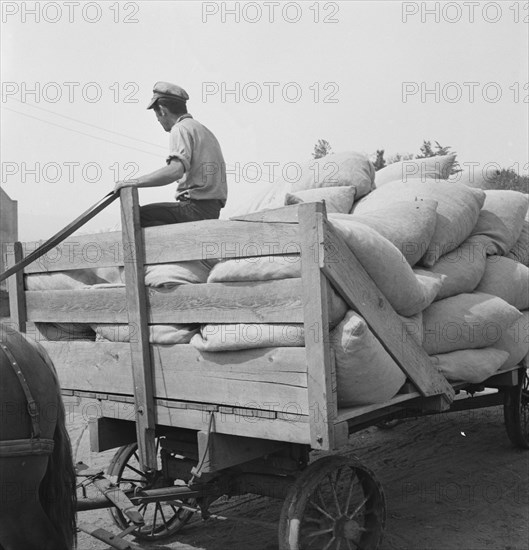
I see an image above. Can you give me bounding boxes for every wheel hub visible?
[334,515,362,540]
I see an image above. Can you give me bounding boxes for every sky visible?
[1,0,528,240]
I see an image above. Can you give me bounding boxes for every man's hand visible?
[113,180,137,194]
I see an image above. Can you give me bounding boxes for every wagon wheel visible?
[504,367,529,449]
[107,438,196,541]
[278,455,386,550]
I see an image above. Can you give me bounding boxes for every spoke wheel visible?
[504,368,529,449]
[278,455,386,550]
[107,438,196,541]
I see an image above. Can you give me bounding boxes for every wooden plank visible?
[230,204,302,224]
[25,279,304,324]
[298,202,337,451]
[42,342,309,414]
[22,231,123,273]
[321,218,455,404]
[143,219,301,263]
[99,399,311,444]
[6,242,27,332]
[120,187,157,471]
[196,432,284,473]
[336,392,422,424]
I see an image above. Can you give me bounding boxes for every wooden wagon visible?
[4,189,528,549]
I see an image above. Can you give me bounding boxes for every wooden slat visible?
[321,218,455,404]
[298,203,338,451]
[6,242,27,332]
[120,188,157,471]
[103,398,311,444]
[25,279,304,323]
[142,220,301,263]
[23,231,123,273]
[42,342,309,414]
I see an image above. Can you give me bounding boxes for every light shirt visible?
[166,114,227,205]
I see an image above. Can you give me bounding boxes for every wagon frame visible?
[4,188,528,549]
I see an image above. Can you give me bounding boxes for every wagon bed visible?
[4,188,527,549]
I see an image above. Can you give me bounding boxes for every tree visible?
[485,168,528,194]
[312,139,332,159]
[372,149,386,171]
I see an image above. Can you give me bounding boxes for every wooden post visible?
[298,202,339,451]
[120,188,157,471]
[6,242,27,333]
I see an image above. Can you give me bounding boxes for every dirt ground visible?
[70,404,529,550]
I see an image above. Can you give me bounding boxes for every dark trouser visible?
[140,199,223,227]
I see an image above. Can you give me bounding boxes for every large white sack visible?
[224,152,375,217]
[400,312,424,345]
[330,218,444,316]
[430,348,509,384]
[476,256,529,310]
[25,269,106,290]
[422,292,523,355]
[221,180,278,218]
[470,190,529,256]
[285,185,356,214]
[288,151,375,198]
[92,323,198,344]
[208,256,347,328]
[330,311,406,407]
[208,255,300,282]
[191,323,304,351]
[330,199,438,266]
[494,311,529,371]
[413,235,490,301]
[375,154,457,187]
[144,261,211,288]
[448,163,497,189]
[353,180,485,267]
[506,210,529,266]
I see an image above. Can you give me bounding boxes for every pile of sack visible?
[212,151,529,406]
[26,150,529,409]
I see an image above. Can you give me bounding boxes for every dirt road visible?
[70,404,528,550]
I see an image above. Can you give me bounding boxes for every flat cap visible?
[147,81,189,109]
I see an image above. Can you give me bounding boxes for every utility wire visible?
[2,102,278,183]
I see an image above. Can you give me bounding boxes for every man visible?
[114,81,227,226]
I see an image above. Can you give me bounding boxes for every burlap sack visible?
[414,235,490,301]
[375,154,457,187]
[330,219,443,316]
[353,180,485,267]
[285,185,356,214]
[494,311,529,371]
[191,323,304,351]
[430,348,509,384]
[330,311,406,406]
[476,256,529,310]
[422,292,523,355]
[288,151,375,198]
[470,190,529,256]
[144,260,211,288]
[506,211,529,266]
[330,200,438,266]
[92,323,198,344]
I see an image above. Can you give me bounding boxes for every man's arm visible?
[113,159,184,193]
